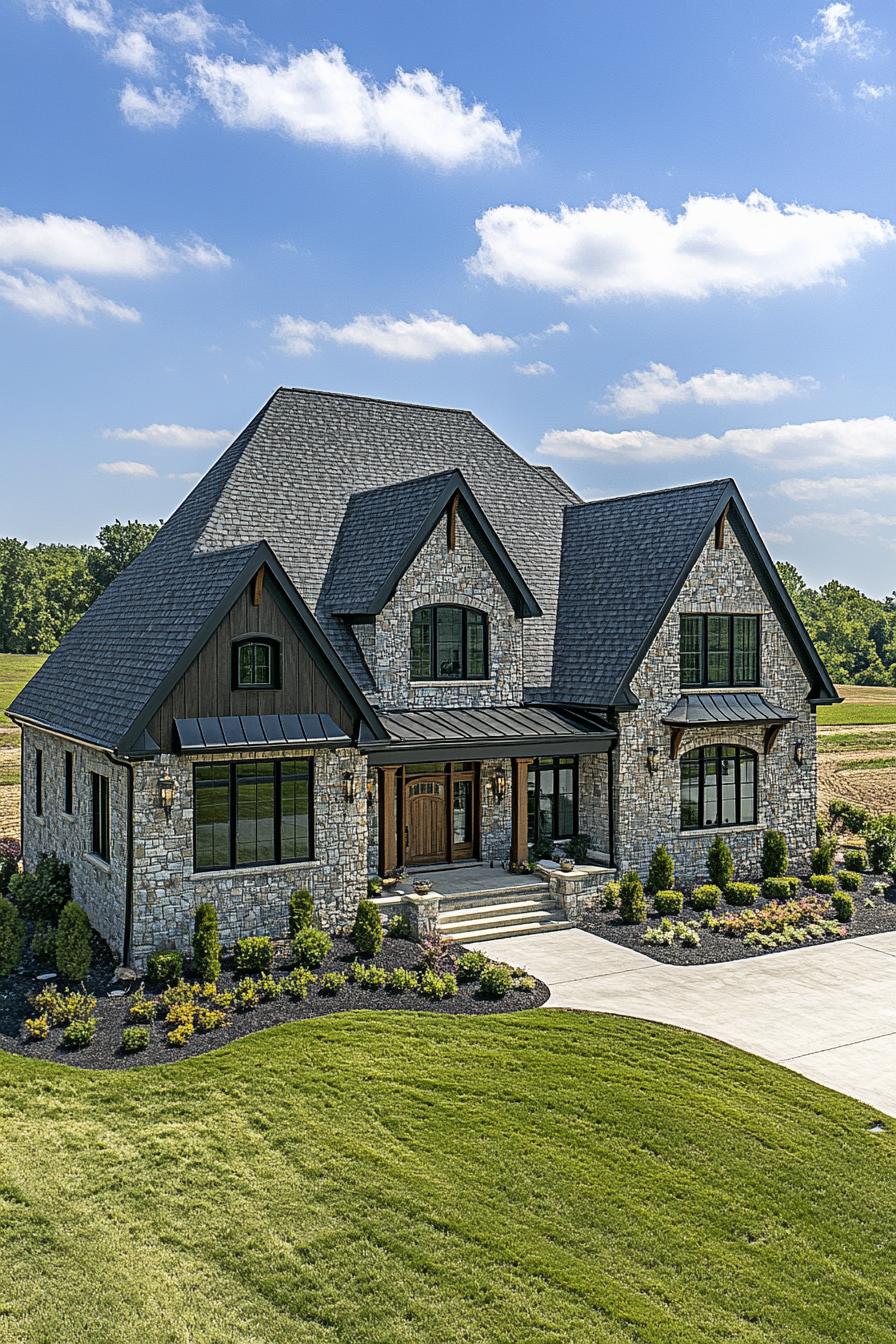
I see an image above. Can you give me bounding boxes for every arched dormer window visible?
[232,637,280,690]
[680,745,757,831]
[410,606,488,681]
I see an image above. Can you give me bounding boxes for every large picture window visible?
[680,614,760,688]
[527,757,577,844]
[194,757,312,871]
[410,606,488,681]
[680,745,757,831]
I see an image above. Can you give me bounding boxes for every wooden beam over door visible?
[510,756,533,870]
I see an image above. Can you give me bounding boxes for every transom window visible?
[528,757,577,844]
[680,745,757,831]
[680,614,760,688]
[410,606,488,681]
[232,638,279,690]
[194,758,312,872]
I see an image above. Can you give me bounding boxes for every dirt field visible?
[818,685,896,815]
[0,654,44,840]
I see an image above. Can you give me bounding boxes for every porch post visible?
[377,765,400,875]
[510,756,533,870]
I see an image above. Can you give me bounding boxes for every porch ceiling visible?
[363,704,615,764]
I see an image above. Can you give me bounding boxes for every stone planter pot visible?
[413,880,433,896]
[559,858,575,873]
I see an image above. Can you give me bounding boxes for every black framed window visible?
[90,772,110,861]
[680,745,757,831]
[34,749,42,817]
[232,638,279,690]
[64,751,73,815]
[527,757,578,843]
[410,606,489,681]
[680,615,760,687]
[194,757,313,871]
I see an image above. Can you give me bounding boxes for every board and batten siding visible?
[145,575,357,751]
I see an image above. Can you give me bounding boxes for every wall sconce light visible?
[492,767,507,803]
[342,771,356,805]
[794,740,805,767]
[157,770,176,820]
[646,745,660,775]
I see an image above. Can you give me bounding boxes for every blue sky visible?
[3,1,896,595]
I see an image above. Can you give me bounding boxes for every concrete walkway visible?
[473,927,896,1115]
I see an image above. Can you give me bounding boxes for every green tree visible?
[86,519,160,599]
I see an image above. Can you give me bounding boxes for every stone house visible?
[10,388,837,965]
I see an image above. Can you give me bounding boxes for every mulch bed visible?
[580,868,896,965]
[0,933,549,1071]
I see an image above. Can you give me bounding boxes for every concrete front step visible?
[438,896,556,922]
[443,916,572,944]
[436,883,551,910]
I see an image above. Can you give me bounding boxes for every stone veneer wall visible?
[20,726,129,959]
[129,746,368,968]
[614,529,816,885]
[577,753,611,856]
[367,515,524,710]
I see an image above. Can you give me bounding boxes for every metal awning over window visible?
[363,705,614,765]
[663,692,796,728]
[174,713,350,753]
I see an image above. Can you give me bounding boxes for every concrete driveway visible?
[474,927,896,1115]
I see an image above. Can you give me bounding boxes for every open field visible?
[1,1010,894,1343]
[818,686,896,813]
[0,653,44,838]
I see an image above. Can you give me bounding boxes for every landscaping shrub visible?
[511,969,537,991]
[419,969,458,999]
[564,833,592,865]
[678,924,701,948]
[653,889,683,916]
[292,926,332,968]
[600,880,620,911]
[350,960,387,989]
[726,882,759,907]
[194,1006,228,1033]
[30,919,56,966]
[707,837,734,891]
[642,919,675,947]
[128,988,157,1022]
[762,830,789,880]
[832,892,854,922]
[280,967,316,999]
[418,933,451,972]
[24,1014,49,1041]
[829,799,869,836]
[351,898,383,958]
[718,895,831,941]
[808,874,837,895]
[456,950,488,982]
[691,884,721,912]
[232,978,261,1011]
[367,877,382,898]
[619,871,647,925]
[0,840,19,896]
[121,1025,150,1053]
[167,1022,194,1047]
[63,1017,96,1049]
[386,911,411,939]
[386,966,419,993]
[479,963,514,998]
[288,888,314,937]
[232,936,273,976]
[844,847,868,873]
[191,903,220,983]
[646,845,675,895]
[147,950,184,987]
[10,852,71,923]
[0,895,25,976]
[838,869,862,892]
[810,839,835,876]
[55,901,92,982]
[762,876,801,900]
[865,814,896,873]
[318,971,347,995]
[256,973,283,1002]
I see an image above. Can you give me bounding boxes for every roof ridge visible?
[344,467,463,505]
[273,385,476,417]
[571,477,732,511]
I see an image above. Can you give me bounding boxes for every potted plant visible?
[382,866,405,889]
[413,878,433,896]
[559,857,575,873]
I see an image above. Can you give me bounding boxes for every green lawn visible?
[836,756,896,772]
[819,703,896,726]
[0,652,45,726]
[819,731,896,753]
[1,1011,894,1343]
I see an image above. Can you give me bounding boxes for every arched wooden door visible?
[405,776,447,866]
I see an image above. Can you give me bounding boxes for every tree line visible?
[777,563,896,687]
[0,520,160,654]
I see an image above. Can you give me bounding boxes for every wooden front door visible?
[401,763,480,867]
[405,775,448,866]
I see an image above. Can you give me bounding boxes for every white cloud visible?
[0,269,140,323]
[855,79,893,100]
[776,472,896,500]
[167,470,203,481]
[31,0,113,38]
[602,362,809,416]
[785,4,876,70]
[106,28,157,73]
[469,191,895,302]
[538,414,896,469]
[788,507,896,538]
[189,46,520,168]
[0,207,229,275]
[139,4,227,47]
[515,360,554,376]
[274,310,517,361]
[98,460,158,476]
[762,529,794,546]
[119,82,191,127]
[102,422,232,449]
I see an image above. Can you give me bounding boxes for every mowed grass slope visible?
[819,685,896,727]
[0,653,44,834]
[0,652,44,727]
[1,1011,894,1344]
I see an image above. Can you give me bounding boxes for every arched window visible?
[410,606,489,681]
[680,745,757,831]
[232,637,279,690]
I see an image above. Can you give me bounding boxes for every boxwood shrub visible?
[653,889,683,916]
[55,901,92,983]
[232,936,273,976]
[832,891,854,922]
[292,926,332,968]
[121,1025,150,1053]
[646,845,674,895]
[726,882,759,907]
[691,884,721,912]
[707,837,733,891]
[838,869,862,892]
[619,871,647,925]
[351,898,383,958]
[479,963,514,998]
[843,848,868,873]
[762,876,801,900]
[147,949,184,987]
[808,874,837,895]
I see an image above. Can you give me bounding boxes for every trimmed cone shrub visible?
[619,871,647,925]
[0,895,26,976]
[147,949,184,988]
[292,926,332,968]
[762,830,789,880]
[691,884,721,912]
[810,840,835,876]
[55,901,92,982]
[646,845,675,895]
[288,889,314,938]
[351,898,383,958]
[233,936,273,976]
[838,868,862,892]
[832,891,854,922]
[192,903,220,984]
[707,836,734,891]
[844,847,867,873]
[653,889,683,916]
[726,882,759,907]
[808,874,837,895]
